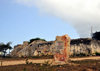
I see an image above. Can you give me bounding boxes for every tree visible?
[92,32,100,40]
[0,42,12,57]
[29,38,46,44]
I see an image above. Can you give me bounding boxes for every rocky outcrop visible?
[11,40,53,57]
[11,44,23,57]
[10,41,29,57]
[70,38,100,56]
[11,38,100,57]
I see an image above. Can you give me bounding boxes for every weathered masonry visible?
[51,34,70,64]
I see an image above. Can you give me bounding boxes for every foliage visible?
[29,62,33,64]
[95,52,100,56]
[92,31,100,40]
[0,42,12,57]
[29,38,46,43]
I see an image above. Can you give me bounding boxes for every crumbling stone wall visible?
[10,37,100,57]
[70,38,100,56]
[11,40,53,57]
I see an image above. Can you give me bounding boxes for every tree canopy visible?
[92,31,100,40]
[0,42,12,57]
[29,38,46,44]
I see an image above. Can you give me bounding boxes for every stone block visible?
[53,34,70,64]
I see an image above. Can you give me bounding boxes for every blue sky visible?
[0,0,79,47]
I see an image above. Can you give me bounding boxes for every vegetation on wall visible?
[29,38,46,44]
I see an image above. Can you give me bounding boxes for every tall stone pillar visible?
[53,34,70,64]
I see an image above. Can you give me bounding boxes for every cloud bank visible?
[15,0,100,38]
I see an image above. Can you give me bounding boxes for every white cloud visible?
[15,0,100,37]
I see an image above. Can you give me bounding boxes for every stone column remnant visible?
[53,34,70,64]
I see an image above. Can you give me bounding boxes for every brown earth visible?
[0,59,100,71]
[0,56,100,66]
[0,56,100,71]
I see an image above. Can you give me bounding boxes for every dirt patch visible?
[0,56,100,66]
[0,60,100,71]
[70,56,100,61]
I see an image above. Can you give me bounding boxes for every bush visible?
[29,38,46,43]
[95,52,100,56]
[29,62,33,64]
[92,32,100,40]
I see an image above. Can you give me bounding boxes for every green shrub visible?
[95,52,100,56]
[29,38,46,43]
[29,62,33,64]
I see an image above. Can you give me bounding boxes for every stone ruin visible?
[70,38,100,56]
[10,35,100,58]
[51,34,70,64]
[11,40,53,57]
